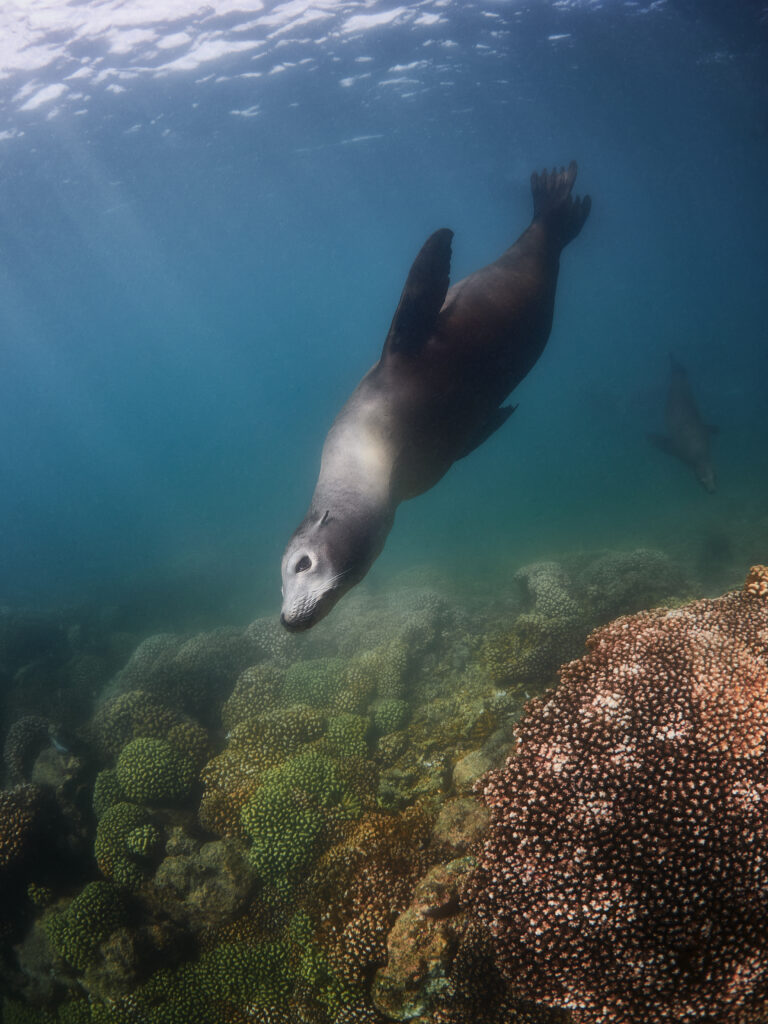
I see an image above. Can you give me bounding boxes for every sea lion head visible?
[280,507,392,632]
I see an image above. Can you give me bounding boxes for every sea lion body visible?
[649,356,717,492]
[281,163,591,631]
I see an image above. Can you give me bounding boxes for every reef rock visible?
[152,830,254,931]
[452,728,513,795]
[372,857,474,1021]
[431,797,490,857]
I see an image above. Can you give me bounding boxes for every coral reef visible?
[199,703,326,836]
[372,857,475,1020]
[470,566,768,1024]
[4,543,753,1024]
[0,785,43,872]
[240,750,335,889]
[152,830,254,931]
[480,561,586,695]
[115,737,197,804]
[104,626,258,724]
[45,881,127,972]
[88,690,208,766]
[94,802,160,888]
[574,546,687,621]
[3,715,55,783]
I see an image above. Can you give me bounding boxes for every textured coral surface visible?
[471,566,768,1024]
[3,551,764,1024]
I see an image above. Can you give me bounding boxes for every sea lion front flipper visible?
[383,228,453,357]
[456,405,516,460]
[648,432,677,457]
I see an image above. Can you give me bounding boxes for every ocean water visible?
[1,3,768,1022]
[1,0,765,624]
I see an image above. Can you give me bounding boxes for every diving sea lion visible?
[649,355,717,493]
[280,162,591,631]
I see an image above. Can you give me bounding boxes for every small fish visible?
[50,733,71,755]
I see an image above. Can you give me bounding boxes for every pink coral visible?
[470,567,768,1024]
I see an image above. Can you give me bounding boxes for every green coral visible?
[116,736,196,803]
[83,939,293,1024]
[325,713,369,760]
[372,698,409,736]
[287,909,363,1017]
[275,747,343,808]
[95,802,157,887]
[199,940,292,1006]
[480,613,582,692]
[351,641,409,701]
[2,999,57,1024]
[287,907,315,947]
[45,880,126,971]
[89,964,210,1024]
[282,657,348,708]
[227,704,325,764]
[221,663,284,731]
[93,768,124,819]
[240,748,345,888]
[58,998,92,1024]
[166,719,210,768]
[124,823,161,858]
[297,943,363,1018]
[27,881,53,907]
[241,778,325,886]
[89,690,178,761]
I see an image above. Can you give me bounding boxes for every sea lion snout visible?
[280,610,313,633]
[280,519,344,630]
[280,578,343,632]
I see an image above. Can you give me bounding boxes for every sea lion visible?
[649,355,717,492]
[280,162,591,631]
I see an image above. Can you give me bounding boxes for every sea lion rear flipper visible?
[531,161,591,247]
[648,432,677,457]
[383,228,453,357]
[456,405,516,460]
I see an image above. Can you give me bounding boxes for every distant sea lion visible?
[649,355,717,492]
[280,162,591,631]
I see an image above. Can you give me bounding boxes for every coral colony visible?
[1,555,767,1023]
[470,565,768,1024]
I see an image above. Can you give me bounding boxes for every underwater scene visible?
[1,1,768,1022]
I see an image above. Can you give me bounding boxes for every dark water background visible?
[0,0,766,627]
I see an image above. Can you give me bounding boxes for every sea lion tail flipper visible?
[531,161,591,246]
[383,228,453,357]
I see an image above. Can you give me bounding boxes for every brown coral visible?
[199,705,326,836]
[0,785,43,870]
[3,715,52,782]
[745,564,768,598]
[312,806,436,983]
[469,567,768,1024]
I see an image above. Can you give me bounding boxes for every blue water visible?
[0,0,766,621]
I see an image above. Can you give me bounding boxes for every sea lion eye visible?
[296,555,312,573]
